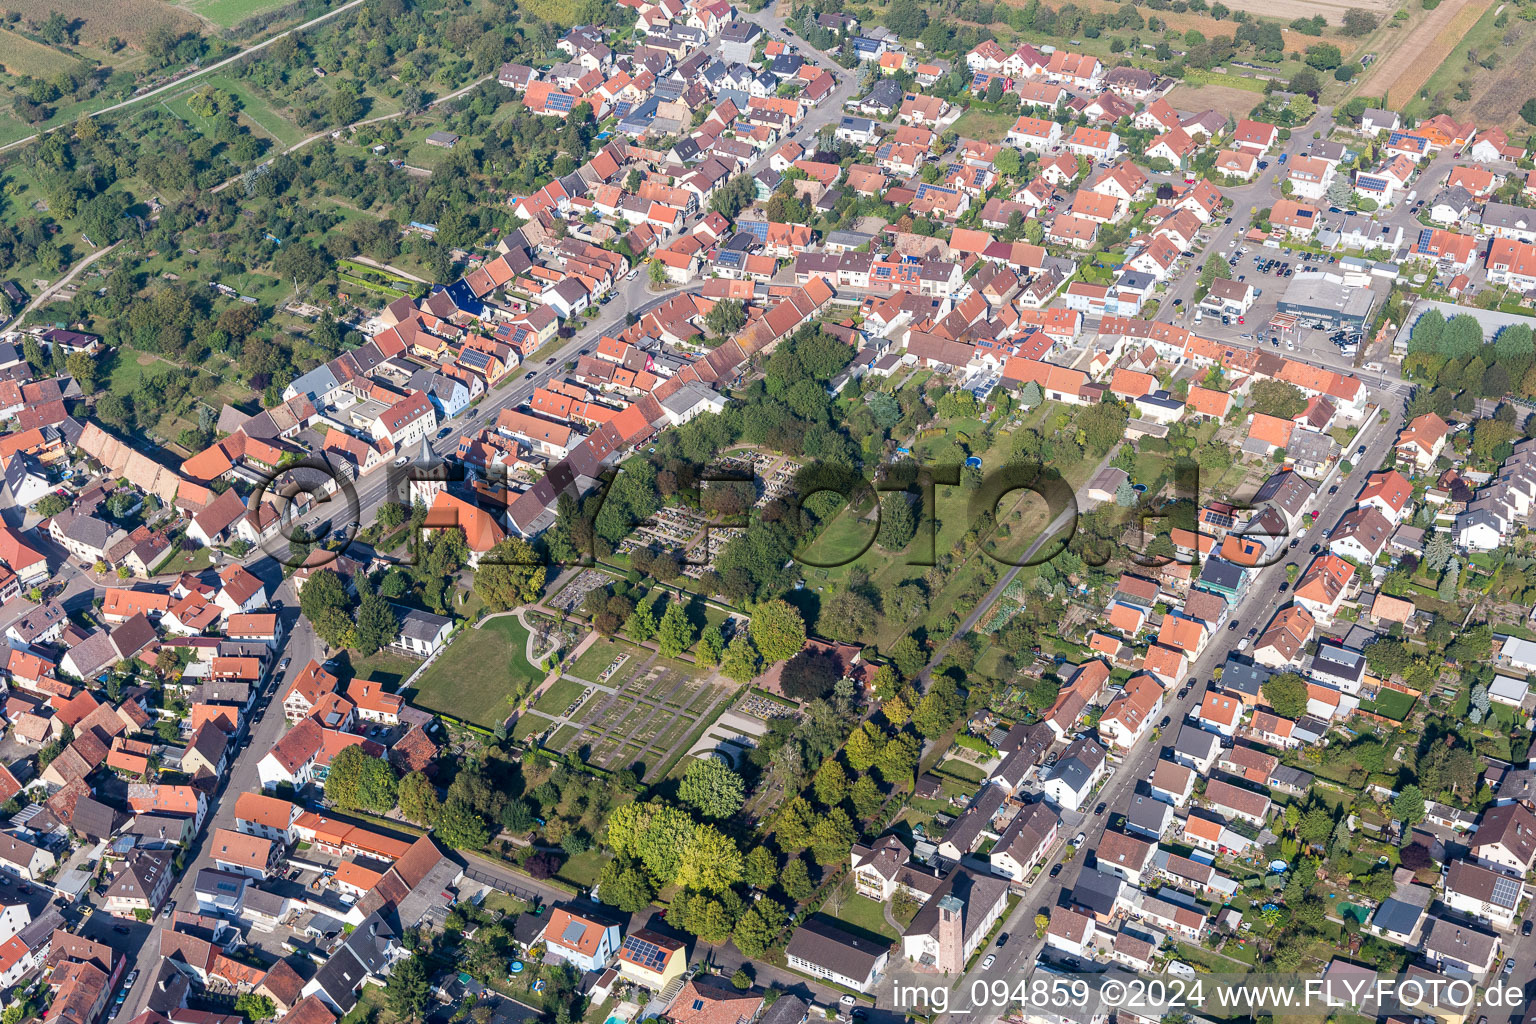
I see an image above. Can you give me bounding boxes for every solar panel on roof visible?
[1492,873,1521,908]
[622,935,669,970]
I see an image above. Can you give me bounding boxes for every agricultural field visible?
[171,0,304,29]
[1361,0,1493,108]
[1167,81,1266,121]
[8,0,200,49]
[1399,0,1528,126]
[0,29,72,77]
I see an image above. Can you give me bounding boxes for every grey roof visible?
[1287,427,1333,464]
[940,783,1006,854]
[1198,557,1245,592]
[241,884,291,919]
[1253,469,1314,520]
[862,78,902,110]
[1278,274,1375,323]
[1071,868,1125,917]
[825,230,873,249]
[1482,201,1536,233]
[1311,641,1366,685]
[286,364,341,403]
[758,996,808,1024]
[1173,723,1220,759]
[64,630,118,679]
[398,607,451,643]
[9,600,64,641]
[1371,895,1424,936]
[1126,795,1172,837]
[785,916,886,980]
[1219,656,1270,700]
[195,867,249,897]
[1049,737,1107,796]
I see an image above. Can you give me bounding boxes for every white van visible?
[1193,309,1203,324]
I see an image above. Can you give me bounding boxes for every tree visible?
[679,758,746,819]
[65,352,96,393]
[749,599,806,662]
[696,624,724,666]
[649,259,668,287]
[720,635,762,683]
[779,647,843,702]
[235,994,276,1022]
[474,539,546,610]
[33,493,68,517]
[1424,531,1453,572]
[599,860,657,912]
[436,798,491,849]
[397,771,441,827]
[625,602,657,644]
[1114,478,1137,507]
[781,857,814,901]
[1250,380,1308,419]
[745,846,779,889]
[813,759,849,807]
[844,721,886,772]
[1522,98,1536,127]
[1393,784,1426,828]
[1304,42,1342,69]
[888,634,926,679]
[733,899,786,958]
[1342,6,1379,32]
[706,299,748,336]
[656,601,696,658]
[1438,558,1460,601]
[1262,672,1310,719]
[809,807,857,866]
[353,591,400,658]
[385,955,429,1021]
[850,775,883,820]
[876,492,918,551]
[676,825,745,892]
[299,568,351,643]
[324,745,398,813]
[877,731,921,785]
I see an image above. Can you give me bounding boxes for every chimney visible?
[936,894,964,975]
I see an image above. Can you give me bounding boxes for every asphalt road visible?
[114,596,321,1022]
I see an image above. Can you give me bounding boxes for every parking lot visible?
[1177,243,1395,369]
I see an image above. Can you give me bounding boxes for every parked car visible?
[982,955,997,969]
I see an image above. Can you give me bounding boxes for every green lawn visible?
[163,73,306,147]
[533,677,588,717]
[406,617,543,728]
[826,891,899,942]
[346,649,419,690]
[568,638,633,683]
[555,848,607,889]
[1359,688,1417,721]
[172,0,302,28]
[512,712,553,742]
[155,543,214,576]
